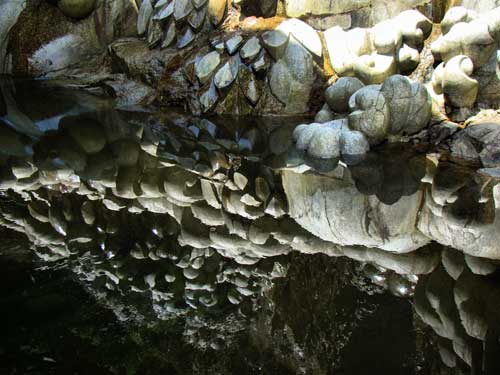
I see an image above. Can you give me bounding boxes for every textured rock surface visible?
[282,170,429,253]
[269,36,315,114]
[324,10,431,84]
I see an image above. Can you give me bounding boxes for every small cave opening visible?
[237,0,279,19]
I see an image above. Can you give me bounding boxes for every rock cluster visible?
[292,74,432,160]
[431,6,500,112]
[190,17,320,114]
[323,10,432,84]
[137,0,231,50]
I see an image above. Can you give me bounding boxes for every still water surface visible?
[1,78,500,374]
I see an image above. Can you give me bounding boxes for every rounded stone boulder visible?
[380,75,431,135]
[348,86,390,145]
[293,120,346,159]
[58,0,97,19]
[325,77,365,113]
[442,55,479,108]
[195,51,221,83]
[339,128,370,157]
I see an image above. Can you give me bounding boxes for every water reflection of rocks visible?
[1,81,500,373]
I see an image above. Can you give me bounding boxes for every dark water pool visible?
[1,77,500,374]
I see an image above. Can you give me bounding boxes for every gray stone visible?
[193,0,208,9]
[161,20,177,49]
[214,55,240,90]
[226,35,243,55]
[154,0,169,9]
[325,77,365,113]
[380,75,431,135]
[451,123,500,167]
[251,52,269,74]
[174,0,194,21]
[348,85,389,145]
[264,195,287,218]
[262,30,289,60]
[195,51,221,83]
[240,37,262,61]
[153,1,174,20]
[339,128,370,156]
[238,65,261,106]
[314,104,334,123]
[293,120,345,159]
[188,6,207,30]
[177,27,195,48]
[0,1,26,73]
[269,37,314,113]
[276,18,322,58]
[283,170,429,253]
[138,0,154,36]
[147,20,163,48]
[255,177,271,202]
[233,172,248,190]
[307,123,342,159]
[200,81,219,112]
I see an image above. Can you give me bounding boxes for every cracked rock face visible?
[269,36,315,114]
[380,75,432,135]
[348,85,390,145]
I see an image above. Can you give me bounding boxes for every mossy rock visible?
[58,0,97,19]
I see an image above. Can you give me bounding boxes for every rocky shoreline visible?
[1,1,500,170]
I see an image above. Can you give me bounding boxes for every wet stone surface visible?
[1,78,500,374]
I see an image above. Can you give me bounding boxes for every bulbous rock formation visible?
[431,6,500,110]
[432,55,479,108]
[292,75,431,159]
[324,10,432,84]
